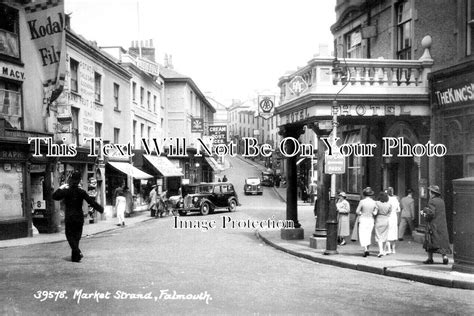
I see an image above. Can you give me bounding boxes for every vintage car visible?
[178,182,239,216]
[261,171,275,187]
[244,177,263,195]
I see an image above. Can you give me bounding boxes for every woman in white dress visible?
[115,191,127,227]
[374,191,392,257]
[385,187,400,254]
[355,187,377,257]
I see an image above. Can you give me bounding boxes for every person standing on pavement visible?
[355,187,377,257]
[374,191,392,257]
[123,186,133,217]
[336,192,350,246]
[398,188,415,240]
[115,191,126,227]
[421,185,452,264]
[385,187,400,254]
[148,185,158,217]
[52,171,104,262]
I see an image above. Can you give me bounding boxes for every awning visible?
[144,155,184,177]
[108,162,153,179]
[204,157,223,171]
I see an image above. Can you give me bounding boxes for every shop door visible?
[444,155,463,243]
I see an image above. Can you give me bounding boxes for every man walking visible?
[398,188,415,240]
[53,171,104,262]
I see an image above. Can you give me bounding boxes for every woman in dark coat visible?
[421,185,452,264]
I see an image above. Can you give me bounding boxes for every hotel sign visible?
[283,104,430,124]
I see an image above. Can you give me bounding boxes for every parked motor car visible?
[244,177,263,195]
[261,171,274,187]
[178,182,239,216]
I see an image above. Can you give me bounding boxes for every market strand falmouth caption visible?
[27,136,447,158]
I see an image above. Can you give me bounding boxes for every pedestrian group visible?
[336,184,451,264]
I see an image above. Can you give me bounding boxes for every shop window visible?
[0,80,22,129]
[113,83,120,109]
[467,0,474,56]
[343,131,362,194]
[396,0,412,60]
[0,5,20,59]
[94,72,101,103]
[70,58,79,93]
[344,29,362,58]
[0,163,24,219]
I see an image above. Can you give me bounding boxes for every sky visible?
[65,0,336,106]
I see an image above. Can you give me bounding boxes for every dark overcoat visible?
[423,197,452,255]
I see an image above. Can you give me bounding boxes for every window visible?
[113,128,120,143]
[140,87,144,106]
[343,131,362,193]
[94,122,102,138]
[153,95,157,112]
[71,107,79,144]
[132,82,137,101]
[0,5,19,59]
[132,120,137,148]
[0,80,22,129]
[396,0,412,60]
[94,72,101,103]
[140,123,144,147]
[148,126,151,143]
[345,29,362,58]
[161,118,164,129]
[146,91,151,110]
[467,0,474,55]
[70,59,79,93]
[113,83,119,109]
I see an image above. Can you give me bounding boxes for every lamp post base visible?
[309,236,326,249]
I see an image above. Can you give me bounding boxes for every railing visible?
[0,89,22,129]
[278,36,434,104]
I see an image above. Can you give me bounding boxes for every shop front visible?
[430,60,474,242]
[141,154,183,196]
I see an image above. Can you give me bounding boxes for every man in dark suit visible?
[53,171,104,262]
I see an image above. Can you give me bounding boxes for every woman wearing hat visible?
[336,192,350,246]
[355,187,377,257]
[421,185,452,264]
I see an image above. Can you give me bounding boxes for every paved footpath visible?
[238,155,474,290]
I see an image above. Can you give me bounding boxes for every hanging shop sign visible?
[191,118,204,133]
[325,152,345,174]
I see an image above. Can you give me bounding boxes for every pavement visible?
[237,155,474,290]
[2,156,474,290]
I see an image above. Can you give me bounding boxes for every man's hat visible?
[428,185,441,195]
[339,192,347,198]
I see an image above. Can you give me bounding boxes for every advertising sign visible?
[289,76,308,96]
[325,153,345,174]
[258,95,275,120]
[209,125,227,144]
[24,0,67,114]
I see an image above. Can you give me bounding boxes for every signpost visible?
[258,95,275,119]
[191,118,204,133]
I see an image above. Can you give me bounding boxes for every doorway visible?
[444,155,463,243]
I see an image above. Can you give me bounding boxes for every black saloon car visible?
[178,182,239,216]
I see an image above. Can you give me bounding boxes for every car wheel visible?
[228,199,237,212]
[178,210,187,216]
[200,202,210,216]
